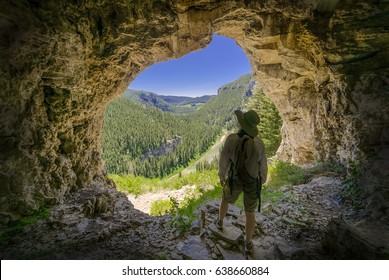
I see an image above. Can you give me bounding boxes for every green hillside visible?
[102,98,218,177]
[102,73,259,178]
[193,73,255,129]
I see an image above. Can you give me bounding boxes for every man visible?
[217,109,267,255]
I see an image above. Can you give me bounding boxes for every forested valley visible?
[102,73,282,178]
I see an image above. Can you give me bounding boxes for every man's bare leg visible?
[219,197,229,222]
[245,211,255,253]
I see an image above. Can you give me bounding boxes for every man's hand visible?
[220,180,227,187]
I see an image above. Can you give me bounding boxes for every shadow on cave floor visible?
[1,175,388,260]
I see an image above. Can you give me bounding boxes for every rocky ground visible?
[1,176,388,260]
[172,176,355,260]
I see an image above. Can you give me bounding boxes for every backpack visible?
[228,135,262,212]
[236,136,250,185]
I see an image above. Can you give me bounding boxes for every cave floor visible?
[0,176,387,260]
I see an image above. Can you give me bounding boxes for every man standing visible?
[217,109,268,255]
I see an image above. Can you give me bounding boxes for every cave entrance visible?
[2,3,388,261]
[102,34,283,215]
[1,0,343,219]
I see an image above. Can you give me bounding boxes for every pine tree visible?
[244,87,283,157]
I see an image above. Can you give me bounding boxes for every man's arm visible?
[218,134,234,183]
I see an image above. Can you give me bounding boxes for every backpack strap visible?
[228,160,234,195]
[257,176,262,212]
[238,137,250,187]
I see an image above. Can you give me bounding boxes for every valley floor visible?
[127,184,203,214]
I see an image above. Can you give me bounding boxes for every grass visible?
[113,169,221,233]
[0,208,51,249]
[150,199,174,216]
[109,169,220,196]
[114,159,357,234]
[109,173,165,195]
[304,160,346,178]
[261,188,285,204]
[147,160,310,232]
[112,159,308,196]
[141,169,222,232]
[337,160,365,209]
[265,159,308,189]
[168,182,223,233]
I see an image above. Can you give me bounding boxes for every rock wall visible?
[0,0,388,221]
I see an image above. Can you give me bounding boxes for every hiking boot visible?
[216,218,223,230]
[244,241,253,255]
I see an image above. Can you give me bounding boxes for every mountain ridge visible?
[124,89,215,113]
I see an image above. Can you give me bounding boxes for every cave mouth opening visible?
[101,33,283,215]
[2,0,387,261]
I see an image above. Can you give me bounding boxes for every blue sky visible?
[128,34,252,97]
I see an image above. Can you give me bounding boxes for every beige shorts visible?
[222,178,259,213]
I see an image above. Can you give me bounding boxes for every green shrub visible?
[110,169,220,195]
[261,188,285,205]
[305,161,346,178]
[244,88,283,157]
[338,160,364,209]
[150,199,174,216]
[266,160,307,189]
[0,208,51,248]
[167,173,222,233]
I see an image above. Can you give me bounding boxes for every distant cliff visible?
[141,135,182,159]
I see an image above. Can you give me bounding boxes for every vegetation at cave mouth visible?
[102,73,282,178]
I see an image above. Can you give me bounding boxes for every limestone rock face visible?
[0,0,388,219]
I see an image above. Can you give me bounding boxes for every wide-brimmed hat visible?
[235,109,260,137]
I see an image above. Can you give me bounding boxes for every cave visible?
[0,0,388,259]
